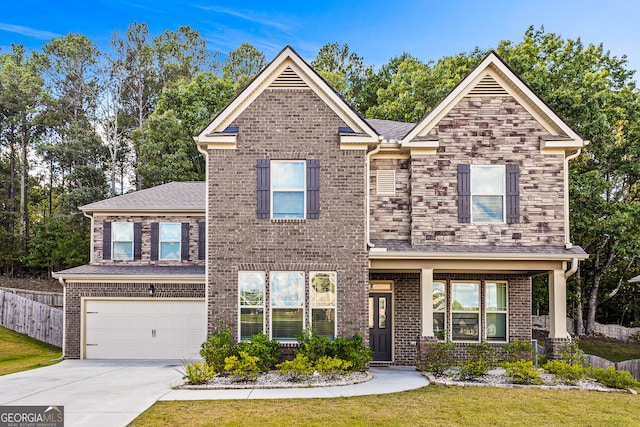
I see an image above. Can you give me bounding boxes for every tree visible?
[222,43,265,94]
[311,42,371,110]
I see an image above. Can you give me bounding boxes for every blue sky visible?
[1,0,639,77]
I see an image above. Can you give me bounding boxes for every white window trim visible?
[112,222,133,261]
[269,271,305,343]
[485,281,509,343]
[270,160,306,220]
[159,223,181,261]
[450,280,481,343]
[238,271,266,342]
[470,165,506,223]
[433,281,446,341]
[309,271,337,339]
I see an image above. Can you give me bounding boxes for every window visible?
[432,281,446,340]
[272,161,305,219]
[239,272,265,340]
[458,164,520,224]
[112,222,133,260]
[257,159,320,219]
[270,272,305,341]
[486,282,508,342]
[159,223,181,260]
[471,165,505,223]
[451,282,480,342]
[310,272,336,338]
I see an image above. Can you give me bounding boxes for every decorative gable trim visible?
[401,52,587,156]
[195,46,379,151]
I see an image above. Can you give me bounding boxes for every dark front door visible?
[369,293,392,361]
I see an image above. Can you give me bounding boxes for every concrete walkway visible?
[0,361,428,427]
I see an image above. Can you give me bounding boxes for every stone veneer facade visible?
[206,88,369,341]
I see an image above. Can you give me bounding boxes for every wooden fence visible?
[0,290,62,347]
[0,287,63,308]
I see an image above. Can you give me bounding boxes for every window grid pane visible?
[159,224,181,260]
[471,165,505,223]
[271,161,305,219]
[272,308,303,341]
[451,282,480,342]
[112,223,133,260]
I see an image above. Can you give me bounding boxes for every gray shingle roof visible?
[81,182,205,213]
[365,118,415,141]
[53,264,205,276]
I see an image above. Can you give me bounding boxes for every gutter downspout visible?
[57,276,66,358]
[564,143,588,249]
[83,211,94,263]
[565,257,579,279]
[366,140,383,248]
[194,137,210,338]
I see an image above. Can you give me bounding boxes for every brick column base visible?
[545,337,571,360]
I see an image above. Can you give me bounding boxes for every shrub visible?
[557,339,588,368]
[591,366,639,389]
[456,343,497,381]
[314,356,353,378]
[180,361,214,385]
[503,360,542,385]
[415,341,455,374]
[236,333,280,371]
[503,339,534,363]
[296,330,333,363]
[543,360,586,385]
[332,333,372,371]
[276,353,314,381]
[224,351,260,381]
[200,325,234,373]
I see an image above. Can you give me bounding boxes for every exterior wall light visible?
[148,284,156,297]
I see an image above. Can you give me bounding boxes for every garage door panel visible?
[85,299,206,359]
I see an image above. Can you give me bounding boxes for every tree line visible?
[1,24,639,333]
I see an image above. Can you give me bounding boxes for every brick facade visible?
[63,282,205,359]
[206,88,369,342]
[92,215,205,265]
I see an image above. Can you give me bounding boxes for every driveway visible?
[0,360,183,427]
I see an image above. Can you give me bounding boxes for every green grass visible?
[0,326,61,375]
[578,337,640,363]
[131,386,640,426]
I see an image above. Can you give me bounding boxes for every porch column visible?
[548,268,569,339]
[421,268,434,337]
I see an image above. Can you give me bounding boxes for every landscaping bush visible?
[295,330,371,372]
[543,360,586,385]
[276,353,314,381]
[456,343,497,381]
[415,341,455,374]
[314,356,353,378]
[224,351,260,381]
[503,339,534,363]
[558,339,589,368]
[503,360,542,385]
[590,366,639,389]
[236,332,280,371]
[180,360,214,385]
[200,325,234,373]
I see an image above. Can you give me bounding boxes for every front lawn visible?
[131,386,640,426]
[0,326,61,375]
[578,336,640,363]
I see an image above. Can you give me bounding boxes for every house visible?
[54,47,588,363]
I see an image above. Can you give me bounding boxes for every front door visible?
[369,293,392,361]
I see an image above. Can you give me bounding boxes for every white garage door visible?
[84,299,206,359]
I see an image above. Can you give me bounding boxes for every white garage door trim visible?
[81,297,206,360]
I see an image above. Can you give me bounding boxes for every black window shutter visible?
[257,159,270,218]
[506,164,520,224]
[307,159,320,219]
[133,223,142,260]
[181,222,190,261]
[457,164,471,223]
[150,222,159,261]
[198,221,205,260]
[103,221,111,260]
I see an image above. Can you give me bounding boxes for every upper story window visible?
[471,165,505,223]
[257,159,320,219]
[272,161,305,219]
[159,223,181,260]
[457,164,520,224]
[112,222,133,260]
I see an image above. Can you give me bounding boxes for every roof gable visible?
[401,52,586,154]
[195,46,379,150]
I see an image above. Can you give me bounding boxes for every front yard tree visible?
[222,43,265,94]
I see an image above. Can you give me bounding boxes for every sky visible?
[1,0,639,77]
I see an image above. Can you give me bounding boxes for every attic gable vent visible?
[270,66,307,88]
[376,170,396,196]
[466,74,508,96]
